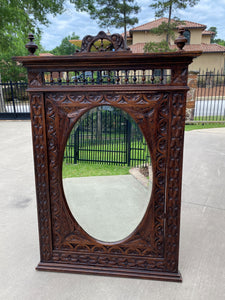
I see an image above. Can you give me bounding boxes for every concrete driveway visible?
[0,121,225,300]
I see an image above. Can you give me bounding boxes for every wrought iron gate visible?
[64,106,150,167]
[0,81,30,119]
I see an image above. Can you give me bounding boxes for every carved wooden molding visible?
[45,92,167,257]
[31,90,184,281]
[79,31,130,52]
[30,93,52,261]
[17,49,202,282]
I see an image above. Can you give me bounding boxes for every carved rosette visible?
[28,71,43,87]
[171,66,188,86]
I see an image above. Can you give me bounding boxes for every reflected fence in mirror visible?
[62,106,153,243]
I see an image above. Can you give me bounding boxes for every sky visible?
[40,0,225,50]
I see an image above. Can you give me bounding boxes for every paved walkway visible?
[63,175,150,242]
[0,121,225,300]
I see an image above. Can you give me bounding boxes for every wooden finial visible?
[25,33,38,56]
[175,26,187,51]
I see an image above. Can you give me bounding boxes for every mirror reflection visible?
[62,106,152,242]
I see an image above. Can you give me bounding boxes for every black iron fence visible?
[64,106,151,167]
[0,81,29,119]
[1,71,225,122]
[195,70,225,122]
[1,72,225,167]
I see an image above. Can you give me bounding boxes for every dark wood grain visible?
[16,45,201,282]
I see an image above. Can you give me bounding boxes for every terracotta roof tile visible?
[202,30,215,35]
[170,44,202,51]
[130,42,225,54]
[39,53,54,56]
[201,43,225,52]
[69,39,81,43]
[121,31,131,38]
[130,18,206,32]
[182,20,207,29]
[170,43,225,53]
[129,43,145,53]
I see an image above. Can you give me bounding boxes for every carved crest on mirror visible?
[14,31,202,282]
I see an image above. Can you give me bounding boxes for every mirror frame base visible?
[36,262,182,282]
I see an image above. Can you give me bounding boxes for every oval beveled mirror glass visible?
[62,106,153,242]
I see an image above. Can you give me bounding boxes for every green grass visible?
[62,123,225,178]
[62,162,130,179]
[194,116,225,121]
[185,123,225,131]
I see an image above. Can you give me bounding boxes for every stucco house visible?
[128,18,225,72]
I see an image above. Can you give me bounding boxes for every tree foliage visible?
[208,26,217,43]
[207,27,225,46]
[74,0,140,46]
[150,18,183,41]
[50,33,80,55]
[0,32,44,82]
[149,0,200,43]
[0,0,65,81]
[0,0,83,81]
[214,39,225,47]
[0,0,66,52]
[145,0,200,53]
[144,40,174,52]
[150,0,199,18]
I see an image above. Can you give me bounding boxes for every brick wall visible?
[186,71,198,121]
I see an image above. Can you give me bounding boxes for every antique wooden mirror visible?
[15,30,201,282]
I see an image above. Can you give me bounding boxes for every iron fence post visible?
[126,120,131,166]
[74,129,79,164]
[10,80,17,117]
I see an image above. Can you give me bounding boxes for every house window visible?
[183,30,191,44]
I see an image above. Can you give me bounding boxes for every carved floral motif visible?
[165,93,186,273]
[44,92,172,270]
[30,93,52,261]
[52,251,165,271]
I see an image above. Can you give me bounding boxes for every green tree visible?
[0,0,83,81]
[208,26,217,43]
[0,0,66,52]
[150,0,200,43]
[149,18,182,43]
[0,32,44,81]
[75,0,140,47]
[207,27,225,46]
[0,0,63,81]
[144,40,174,53]
[214,39,225,47]
[50,33,80,55]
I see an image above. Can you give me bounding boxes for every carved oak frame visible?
[16,50,201,282]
